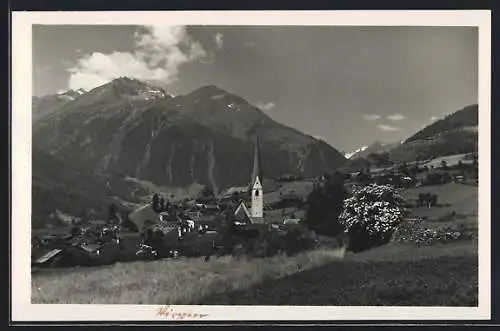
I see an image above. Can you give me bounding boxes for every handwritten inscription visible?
[156,305,209,320]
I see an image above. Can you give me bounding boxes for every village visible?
[31,133,478,270]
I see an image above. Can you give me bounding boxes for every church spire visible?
[252,135,263,185]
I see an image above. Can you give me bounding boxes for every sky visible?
[32,25,478,153]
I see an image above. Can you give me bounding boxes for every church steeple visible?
[252,136,263,185]
[250,136,264,220]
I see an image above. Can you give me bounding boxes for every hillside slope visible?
[32,148,118,228]
[388,104,478,162]
[32,89,87,123]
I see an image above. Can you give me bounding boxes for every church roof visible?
[252,136,263,185]
[234,201,252,222]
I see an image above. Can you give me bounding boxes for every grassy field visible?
[264,181,316,205]
[402,183,478,224]
[200,241,478,306]
[32,247,346,304]
[421,153,473,169]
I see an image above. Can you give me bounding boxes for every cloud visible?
[386,113,407,121]
[214,33,224,50]
[243,41,256,47]
[256,102,275,111]
[364,114,381,121]
[377,124,401,132]
[430,116,439,122]
[68,25,212,90]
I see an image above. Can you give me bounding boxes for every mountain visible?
[346,141,401,160]
[32,89,88,122]
[389,104,478,162]
[341,104,478,171]
[33,78,346,191]
[32,147,118,228]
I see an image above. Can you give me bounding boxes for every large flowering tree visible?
[339,184,409,252]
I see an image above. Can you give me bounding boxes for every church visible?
[233,136,265,224]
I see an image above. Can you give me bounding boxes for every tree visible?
[305,173,347,237]
[159,196,165,212]
[201,184,214,199]
[418,192,438,208]
[231,191,241,204]
[340,184,408,252]
[151,194,160,212]
[70,226,82,236]
[398,162,411,177]
[220,207,236,254]
[430,194,438,207]
[108,203,118,223]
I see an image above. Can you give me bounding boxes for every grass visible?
[200,241,478,306]
[31,247,346,304]
[402,183,477,222]
[421,153,472,169]
[264,181,316,205]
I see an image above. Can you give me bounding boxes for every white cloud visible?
[214,33,224,50]
[430,116,439,122]
[364,114,381,121]
[243,41,256,47]
[377,124,401,132]
[256,102,275,111]
[68,25,213,90]
[386,113,407,121]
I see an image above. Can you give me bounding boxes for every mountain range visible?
[31,77,478,226]
[33,77,346,193]
[343,104,478,170]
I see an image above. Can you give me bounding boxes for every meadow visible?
[32,247,346,304]
[200,241,478,306]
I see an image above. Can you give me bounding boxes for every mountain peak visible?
[192,85,228,95]
[185,85,251,108]
[56,88,88,99]
[105,77,167,100]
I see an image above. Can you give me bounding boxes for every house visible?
[283,218,301,226]
[186,210,202,220]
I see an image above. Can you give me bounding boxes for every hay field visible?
[32,247,346,304]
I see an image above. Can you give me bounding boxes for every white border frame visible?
[11,10,491,322]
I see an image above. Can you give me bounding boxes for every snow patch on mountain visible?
[345,146,368,159]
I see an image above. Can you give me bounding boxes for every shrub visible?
[339,184,408,252]
[392,218,477,246]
